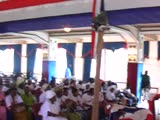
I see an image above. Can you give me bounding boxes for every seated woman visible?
[82,88,94,110]
[5,87,28,120]
[21,85,36,120]
[105,87,117,102]
[39,90,67,120]
[0,88,6,120]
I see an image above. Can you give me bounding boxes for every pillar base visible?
[127,62,143,101]
[42,60,56,82]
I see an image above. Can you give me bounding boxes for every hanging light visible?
[64,27,71,32]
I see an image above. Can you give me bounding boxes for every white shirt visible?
[39,91,46,103]
[61,95,69,103]
[5,94,23,109]
[106,92,116,101]
[82,93,93,110]
[69,95,83,110]
[1,86,9,92]
[39,100,67,120]
[69,95,82,105]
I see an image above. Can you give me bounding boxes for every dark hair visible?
[71,88,78,94]
[9,87,17,94]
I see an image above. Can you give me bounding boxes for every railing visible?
[116,82,127,90]
[150,87,159,93]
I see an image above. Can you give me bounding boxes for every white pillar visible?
[74,43,83,80]
[48,38,57,81]
[149,41,158,60]
[48,38,57,61]
[137,34,144,63]
[21,44,27,74]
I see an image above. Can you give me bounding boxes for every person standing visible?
[141,71,151,100]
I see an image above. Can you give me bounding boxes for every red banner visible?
[0,0,67,11]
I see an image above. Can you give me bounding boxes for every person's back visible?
[141,71,150,89]
[141,71,151,100]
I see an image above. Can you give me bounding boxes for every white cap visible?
[45,90,56,99]
[16,77,24,86]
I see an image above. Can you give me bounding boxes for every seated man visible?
[39,90,67,120]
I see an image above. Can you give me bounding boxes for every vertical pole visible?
[92,31,104,120]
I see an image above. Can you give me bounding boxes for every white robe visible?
[39,91,46,103]
[82,93,93,110]
[39,100,67,120]
[5,94,23,109]
[106,91,116,101]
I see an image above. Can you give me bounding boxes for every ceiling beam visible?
[2,32,49,45]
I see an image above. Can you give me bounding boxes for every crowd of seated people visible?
[0,74,150,120]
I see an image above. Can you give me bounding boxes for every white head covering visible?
[1,86,9,92]
[16,76,24,86]
[45,90,56,99]
[24,85,30,88]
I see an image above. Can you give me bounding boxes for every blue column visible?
[48,61,56,82]
[136,63,143,101]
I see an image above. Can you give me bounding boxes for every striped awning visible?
[0,0,160,32]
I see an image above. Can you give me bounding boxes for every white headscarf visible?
[45,90,56,99]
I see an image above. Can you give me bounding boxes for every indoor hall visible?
[0,0,160,120]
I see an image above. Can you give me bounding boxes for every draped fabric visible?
[143,41,160,92]
[33,48,43,81]
[100,48,128,85]
[89,42,127,84]
[27,44,39,77]
[149,41,158,59]
[144,41,149,58]
[143,59,160,91]
[55,48,67,79]
[0,45,21,74]
[60,43,76,76]
[0,49,14,74]
[158,42,160,59]
[83,43,91,81]
[103,42,126,51]
[100,49,114,81]
[13,45,21,74]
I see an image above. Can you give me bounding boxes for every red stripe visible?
[0,0,67,11]
[91,0,97,58]
[92,0,97,17]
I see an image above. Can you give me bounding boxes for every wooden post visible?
[92,31,104,120]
